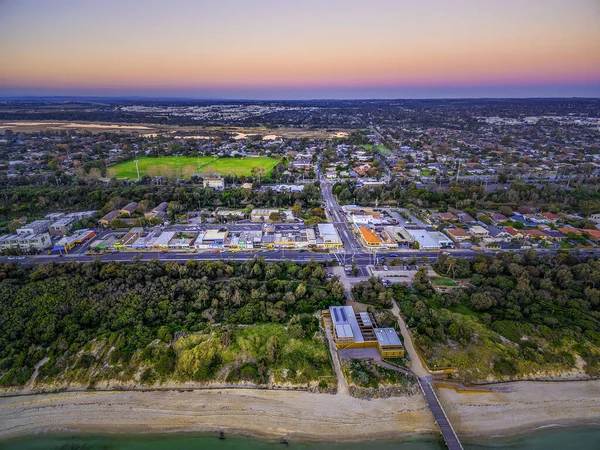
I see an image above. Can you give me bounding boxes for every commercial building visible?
[145,202,168,219]
[329,306,364,344]
[131,230,161,249]
[16,220,50,235]
[250,208,280,223]
[48,217,75,236]
[374,328,405,358]
[324,307,403,357]
[114,227,144,248]
[151,231,176,248]
[305,228,317,246]
[52,229,96,252]
[44,212,65,222]
[120,202,138,216]
[406,229,441,250]
[195,229,227,248]
[229,230,263,249]
[429,231,454,248]
[359,226,383,247]
[99,210,119,227]
[0,232,52,252]
[65,211,96,221]
[317,223,342,246]
[382,226,414,245]
[169,233,197,249]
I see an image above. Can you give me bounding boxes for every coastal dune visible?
[0,389,436,441]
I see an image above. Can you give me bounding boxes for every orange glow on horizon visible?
[0,0,598,96]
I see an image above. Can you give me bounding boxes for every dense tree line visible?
[0,182,322,221]
[333,180,600,215]
[396,252,600,381]
[0,259,345,387]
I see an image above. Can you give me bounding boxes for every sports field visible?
[108,156,280,179]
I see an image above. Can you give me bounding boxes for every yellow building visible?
[374,328,405,358]
[324,307,404,357]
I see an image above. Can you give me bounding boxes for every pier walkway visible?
[418,376,464,450]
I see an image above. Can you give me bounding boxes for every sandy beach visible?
[1,380,599,442]
[0,389,435,441]
[438,379,600,437]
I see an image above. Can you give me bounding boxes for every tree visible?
[251,167,266,184]
[470,292,494,311]
[266,335,279,363]
[413,267,429,286]
[6,219,21,233]
[268,211,282,223]
[499,206,513,217]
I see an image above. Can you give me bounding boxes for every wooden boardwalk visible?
[418,376,464,450]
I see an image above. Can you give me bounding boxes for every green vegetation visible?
[109,156,280,179]
[351,277,394,308]
[333,180,600,216]
[363,144,391,155]
[341,359,416,398]
[0,259,345,388]
[430,276,458,287]
[396,252,600,383]
[0,183,322,222]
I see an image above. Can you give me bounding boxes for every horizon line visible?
[1,95,599,102]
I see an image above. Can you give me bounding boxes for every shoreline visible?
[437,379,600,438]
[1,380,599,443]
[0,388,436,443]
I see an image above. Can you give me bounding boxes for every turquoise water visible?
[1,427,599,449]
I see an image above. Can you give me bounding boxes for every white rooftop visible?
[374,328,403,347]
[329,306,363,343]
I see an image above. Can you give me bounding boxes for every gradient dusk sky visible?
[0,0,599,99]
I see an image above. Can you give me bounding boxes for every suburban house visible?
[469,225,490,238]
[540,212,560,223]
[446,228,470,242]
[505,226,524,239]
[202,174,225,190]
[487,226,512,242]
[438,212,458,222]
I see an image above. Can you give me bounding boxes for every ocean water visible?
[1,427,599,450]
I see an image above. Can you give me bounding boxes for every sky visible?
[0,0,599,99]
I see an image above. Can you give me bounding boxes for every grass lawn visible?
[109,156,280,179]
[421,170,431,176]
[430,276,458,287]
[363,144,392,155]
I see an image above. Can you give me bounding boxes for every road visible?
[391,300,429,378]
